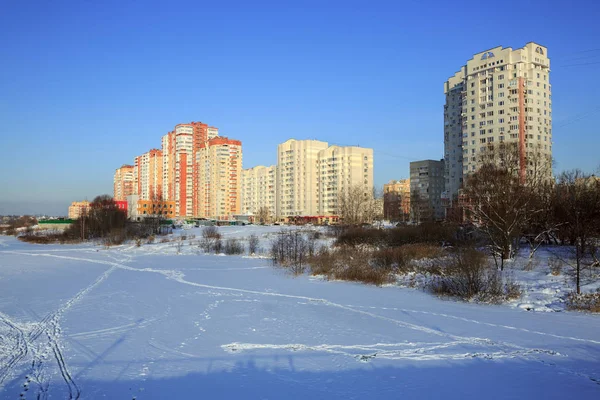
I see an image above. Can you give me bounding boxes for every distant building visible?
[68,201,90,219]
[197,137,242,220]
[410,160,445,222]
[113,165,134,201]
[383,179,410,222]
[317,145,374,217]
[134,149,163,201]
[277,139,329,219]
[275,139,374,220]
[241,165,277,219]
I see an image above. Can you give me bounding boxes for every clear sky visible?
[1,0,599,216]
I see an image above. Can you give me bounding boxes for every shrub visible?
[309,246,393,286]
[549,256,562,276]
[147,235,155,244]
[135,238,142,247]
[430,248,520,302]
[224,238,244,255]
[213,238,223,254]
[566,290,600,312]
[248,234,259,255]
[270,230,309,274]
[160,237,170,243]
[102,229,127,247]
[372,247,406,271]
[336,227,386,247]
[309,246,336,276]
[201,226,221,253]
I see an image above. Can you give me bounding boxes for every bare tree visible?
[463,147,551,270]
[553,170,600,294]
[337,184,376,225]
[256,206,272,224]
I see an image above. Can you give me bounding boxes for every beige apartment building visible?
[317,145,374,216]
[383,179,410,222]
[444,42,552,203]
[197,137,242,219]
[276,139,374,219]
[113,164,134,201]
[241,165,276,219]
[276,139,329,218]
[134,149,163,201]
[68,201,90,219]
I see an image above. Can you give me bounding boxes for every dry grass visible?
[430,248,521,303]
[309,246,393,286]
[566,291,600,313]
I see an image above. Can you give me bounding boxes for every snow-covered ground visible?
[0,227,599,399]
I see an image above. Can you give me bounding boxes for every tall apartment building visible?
[276,139,374,219]
[276,139,329,218]
[197,137,242,219]
[134,149,163,201]
[444,42,552,203]
[410,160,445,222]
[383,179,410,222]
[162,124,195,217]
[317,145,374,216]
[113,165,134,201]
[241,165,276,218]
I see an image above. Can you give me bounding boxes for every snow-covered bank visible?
[0,229,599,399]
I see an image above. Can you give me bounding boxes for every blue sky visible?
[1,0,599,215]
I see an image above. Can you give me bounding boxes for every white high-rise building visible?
[276,139,374,219]
[317,145,374,216]
[444,42,552,204]
[276,139,329,218]
[241,165,276,218]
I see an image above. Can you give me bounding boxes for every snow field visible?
[0,226,599,399]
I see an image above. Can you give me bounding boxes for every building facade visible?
[383,179,410,222]
[410,160,445,222]
[134,149,163,201]
[162,124,195,217]
[276,139,329,219]
[241,165,277,219]
[113,165,134,201]
[68,201,90,219]
[197,137,242,219]
[443,42,552,204]
[316,145,374,216]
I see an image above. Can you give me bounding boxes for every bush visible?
[102,229,127,247]
[160,237,170,243]
[213,238,223,254]
[309,246,393,286]
[224,238,244,255]
[270,230,309,274]
[309,246,336,275]
[549,256,562,276]
[430,248,520,302]
[248,234,259,255]
[147,235,155,244]
[135,238,142,247]
[566,290,600,312]
[201,226,221,252]
[371,244,444,273]
[336,227,386,247]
